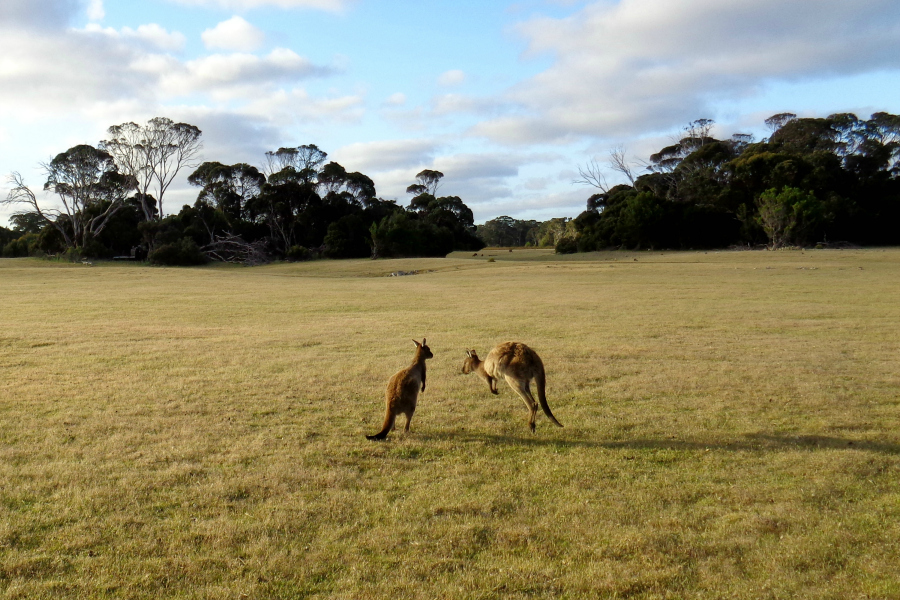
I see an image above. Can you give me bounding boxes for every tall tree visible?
[406,169,444,197]
[4,146,136,250]
[263,144,327,182]
[764,113,797,133]
[188,162,265,223]
[102,117,203,220]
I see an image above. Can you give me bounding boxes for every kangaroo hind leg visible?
[506,375,538,432]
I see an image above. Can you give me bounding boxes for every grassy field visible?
[1,248,899,599]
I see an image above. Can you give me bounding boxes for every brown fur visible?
[462,341,563,432]
[366,339,433,440]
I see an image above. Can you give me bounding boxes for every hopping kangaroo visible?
[366,339,433,440]
[462,342,563,432]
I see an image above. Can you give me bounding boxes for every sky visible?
[2,0,900,227]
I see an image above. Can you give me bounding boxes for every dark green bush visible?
[286,245,311,261]
[149,237,208,266]
[323,214,372,258]
[555,237,579,254]
[2,233,39,257]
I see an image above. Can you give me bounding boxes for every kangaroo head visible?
[413,338,434,360]
[462,349,479,374]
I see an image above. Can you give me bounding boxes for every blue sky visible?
[2,0,900,227]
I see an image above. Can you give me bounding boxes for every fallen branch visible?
[202,234,270,266]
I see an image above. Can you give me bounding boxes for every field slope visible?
[1,248,899,599]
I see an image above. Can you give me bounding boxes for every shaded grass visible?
[1,248,900,598]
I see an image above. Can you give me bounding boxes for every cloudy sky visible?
[2,0,899,227]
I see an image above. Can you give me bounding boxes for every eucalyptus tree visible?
[317,162,377,206]
[263,144,327,182]
[3,145,136,250]
[188,162,266,223]
[477,216,540,247]
[405,169,444,197]
[102,117,202,220]
[764,113,797,133]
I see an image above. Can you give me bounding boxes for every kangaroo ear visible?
[466,349,472,358]
[422,338,426,346]
[412,339,420,347]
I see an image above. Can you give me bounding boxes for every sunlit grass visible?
[1,248,899,598]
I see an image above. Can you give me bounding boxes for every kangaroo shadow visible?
[416,429,900,455]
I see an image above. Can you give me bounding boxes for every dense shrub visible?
[323,214,373,258]
[555,237,578,254]
[286,245,311,261]
[370,212,456,258]
[149,237,208,266]
[2,233,39,257]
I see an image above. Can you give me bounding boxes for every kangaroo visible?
[462,341,563,432]
[366,339,433,440]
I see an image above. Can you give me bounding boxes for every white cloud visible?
[0,0,79,29]
[472,0,900,145]
[325,147,532,206]
[0,17,349,173]
[146,48,331,99]
[0,29,154,118]
[202,16,265,52]
[332,139,437,172]
[385,92,406,106]
[87,0,105,21]
[360,149,566,216]
[471,188,586,222]
[438,69,466,87]
[521,177,551,191]
[431,93,503,117]
[170,0,349,11]
[241,87,364,125]
[82,23,187,52]
[168,106,284,167]
[434,153,519,180]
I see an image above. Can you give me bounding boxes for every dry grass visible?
[1,248,899,599]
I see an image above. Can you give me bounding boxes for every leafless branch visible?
[202,234,270,266]
[608,145,636,185]
[4,171,74,247]
[573,159,609,193]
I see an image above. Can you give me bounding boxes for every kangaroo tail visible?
[366,411,395,440]
[535,366,563,427]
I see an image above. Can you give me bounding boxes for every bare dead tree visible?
[573,159,610,193]
[202,234,270,266]
[3,172,74,247]
[608,145,636,185]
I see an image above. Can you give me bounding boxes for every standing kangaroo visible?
[462,341,563,432]
[366,339,433,440]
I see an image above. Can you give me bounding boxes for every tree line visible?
[4,111,900,262]
[558,112,900,253]
[1,118,484,264]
